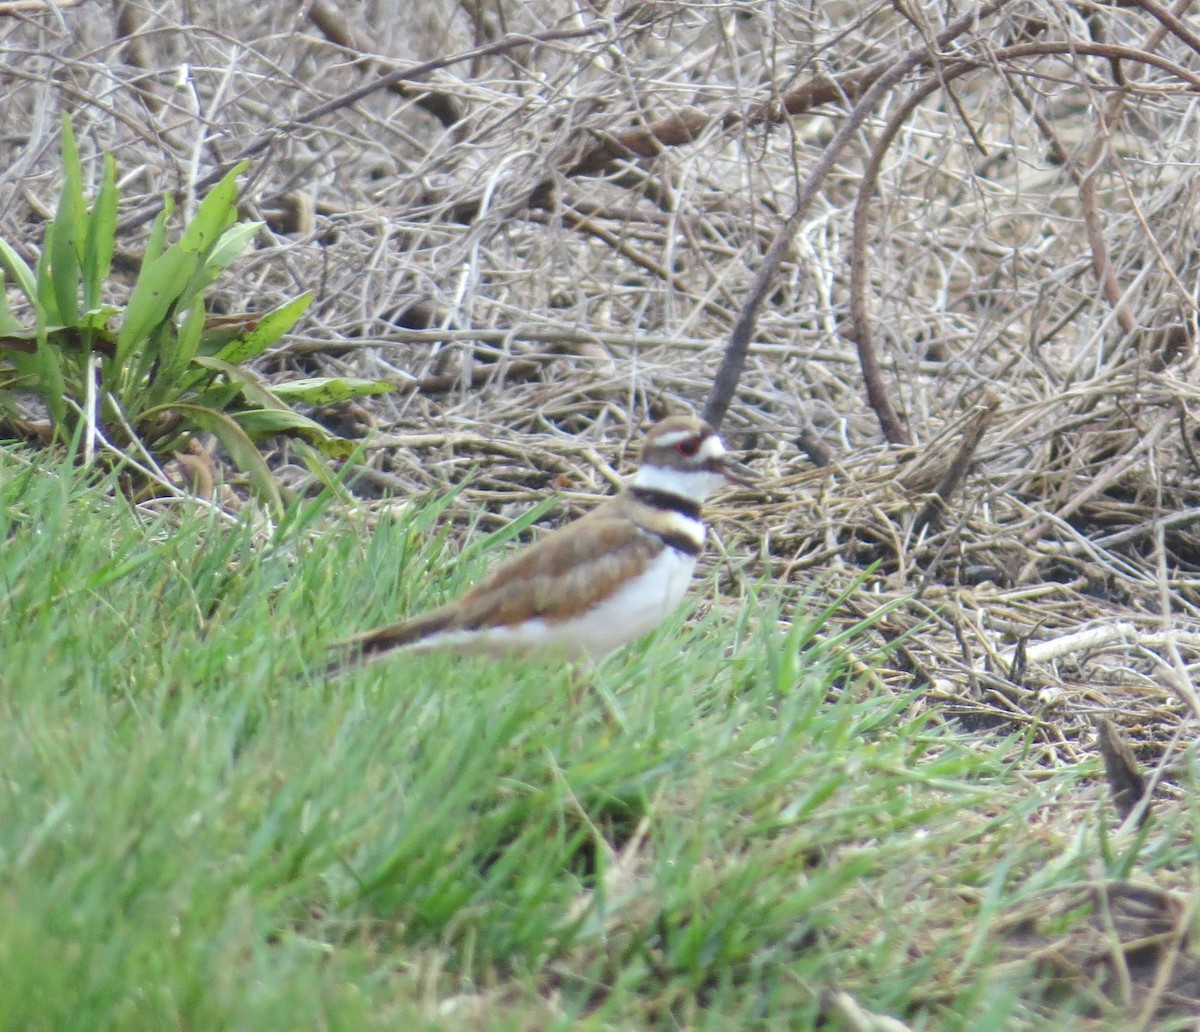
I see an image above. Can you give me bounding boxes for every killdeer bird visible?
[327,415,752,671]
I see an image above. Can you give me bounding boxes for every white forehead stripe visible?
[654,428,703,448]
[698,435,725,460]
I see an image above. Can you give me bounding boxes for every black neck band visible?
[629,486,702,522]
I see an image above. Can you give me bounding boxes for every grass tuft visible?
[1,449,1196,1029]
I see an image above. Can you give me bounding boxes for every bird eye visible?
[675,437,701,457]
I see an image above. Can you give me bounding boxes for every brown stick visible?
[910,391,1002,540]
[1125,0,1200,58]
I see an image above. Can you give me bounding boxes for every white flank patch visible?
[407,545,698,661]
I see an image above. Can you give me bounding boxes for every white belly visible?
[413,547,698,661]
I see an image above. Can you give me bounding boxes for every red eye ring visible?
[675,437,701,457]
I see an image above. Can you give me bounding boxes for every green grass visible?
[1,447,1195,1030]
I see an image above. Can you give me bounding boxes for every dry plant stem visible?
[117,16,627,233]
[910,392,1001,539]
[564,6,1031,183]
[305,0,462,129]
[478,6,1032,234]
[1154,522,1200,718]
[703,0,1017,434]
[1127,0,1200,57]
[1021,397,1174,546]
[0,0,85,12]
[850,34,1200,442]
[1079,0,1197,341]
[849,75,946,446]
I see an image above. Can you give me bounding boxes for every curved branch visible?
[702,0,1017,431]
[845,37,1200,442]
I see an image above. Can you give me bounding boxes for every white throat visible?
[632,463,727,503]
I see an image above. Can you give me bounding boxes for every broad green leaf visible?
[213,292,312,365]
[147,303,205,408]
[143,194,174,265]
[189,356,356,457]
[186,361,352,459]
[178,161,246,257]
[0,238,37,302]
[178,221,263,311]
[144,400,282,513]
[34,227,60,323]
[80,304,119,331]
[188,382,243,413]
[203,221,262,278]
[232,408,355,457]
[161,301,206,387]
[192,354,281,410]
[117,245,199,365]
[207,220,262,270]
[51,116,84,325]
[269,376,394,405]
[82,155,117,312]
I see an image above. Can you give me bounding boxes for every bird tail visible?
[323,607,456,677]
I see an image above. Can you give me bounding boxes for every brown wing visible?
[452,517,662,628]
[325,511,662,673]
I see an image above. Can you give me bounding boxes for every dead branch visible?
[0,0,85,12]
[911,391,1002,539]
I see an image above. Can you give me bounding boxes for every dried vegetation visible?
[4,0,1200,1020]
